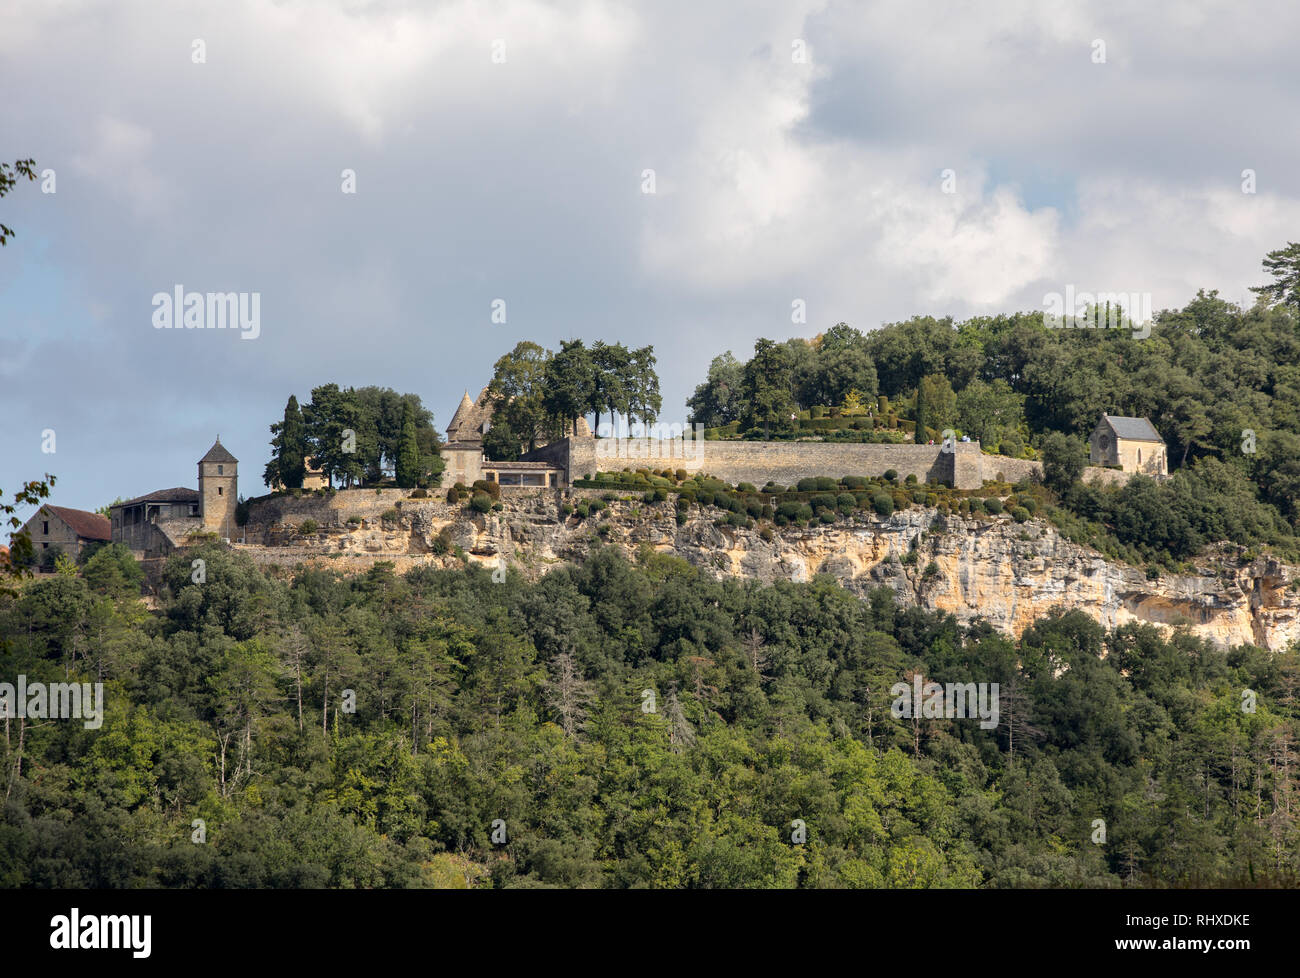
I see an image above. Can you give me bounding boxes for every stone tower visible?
[198,437,238,538]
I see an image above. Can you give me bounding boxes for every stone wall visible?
[564,437,994,489]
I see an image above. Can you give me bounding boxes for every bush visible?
[737,482,757,494]
[298,518,318,536]
[811,493,838,510]
[884,469,898,483]
[674,468,688,482]
[746,500,764,519]
[774,513,789,526]
[1010,506,1030,523]
[1021,497,1038,515]
[967,498,984,514]
[410,488,428,499]
[469,493,493,513]
[561,502,574,517]
[653,487,668,502]
[778,501,803,520]
[446,488,459,503]
[760,526,774,542]
[815,476,838,492]
[819,511,837,524]
[430,527,454,555]
[589,499,606,512]
[796,478,820,492]
[381,508,402,522]
[984,497,1004,515]
[871,492,895,517]
[575,502,590,519]
[346,515,361,525]
[842,476,868,490]
[763,483,785,494]
[797,504,814,522]
[912,490,927,504]
[697,490,715,507]
[905,473,918,486]
[473,479,501,501]
[836,493,857,510]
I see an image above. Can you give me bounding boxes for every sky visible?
[2,0,1298,523]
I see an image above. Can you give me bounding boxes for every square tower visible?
[198,437,239,538]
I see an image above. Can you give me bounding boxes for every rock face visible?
[239,490,1300,651]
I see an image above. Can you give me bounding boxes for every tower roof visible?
[1102,415,1163,443]
[199,437,238,464]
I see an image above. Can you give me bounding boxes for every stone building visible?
[1089,415,1167,477]
[110,438,240,557]
[17,505,110,563]
[441,388,569,489]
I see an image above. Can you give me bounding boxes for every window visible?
[42,543,48,549]
[218,465,224,475]
[217,487,223,496]
[1138,448,1142,465]
[191,504,199,516]
[42,521,49,534]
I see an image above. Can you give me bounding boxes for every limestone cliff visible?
[238,490,1300,651]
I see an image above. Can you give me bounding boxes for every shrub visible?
[674,468,688,482]
[905,473,918,486]
[430,527,454,555]
[346,515,362,525]
[675,510,687,525]
[925,493,938,506]
[473,479,501,501]
[746,500,764,519]
[796,478,820,492]
[468,493,492,514]
[819,511,837,524]
[842,475,868,490]
[871,492,894,517]
[967,498,984,514]
[575,502,590,519]
[796,504,814,522]
[815,477,838,492]
[923,561,940,579]
[912,490,927,504]
[727,511,746,527]
[560,502,574,517]
[653,487,668,502]
[836,493,857,510]
[697,490,715,507]
[737,482,757,493]
[642,490,656,504]
[984,497,1004,515]
[760,504,774,520]
[298,518,318,536]
[1021,497,1038,515]
[381,508,403,522]
[763,483,785,494]
[589,499,607,512]
[446,487,459,503]
[774,513,790,526]
[409,488,429,499]
[778,501,803,520]
[1010,505,1030,523]
[884,469,898,483]
[760,526,774,542]
[811,493,838,510]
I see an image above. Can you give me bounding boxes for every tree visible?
[1,474,55,589]
[303,384,366,488]
[0,158,37,246]
[915,374,956,439]
[628,345,662,432]
[1251,242,1300,312]
[394,404,421,488]
[1040,431,1087,495]
[813,323,878,407]
[264,395,308,489]
[487,341,553,453]
[589,341,631,435]
[545,651,594,739]
[742,338,795,439]
[687,352,746,428]
[543,339,596,437]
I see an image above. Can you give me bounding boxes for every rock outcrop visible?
[238,489,1300,651]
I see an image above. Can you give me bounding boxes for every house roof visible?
[445,386,495,442]
[199,438,238,464]
[115,487,201,508]
[43,505,111,542]
[1103,415,1163,443]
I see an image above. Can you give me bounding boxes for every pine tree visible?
[395,405,421,488]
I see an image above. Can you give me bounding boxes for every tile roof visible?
[1103,415,1163,442]
[115,487,201,507]
[43,505,111,542]
[199,438,238,464]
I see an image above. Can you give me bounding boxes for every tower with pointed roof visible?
[198,437,239,537]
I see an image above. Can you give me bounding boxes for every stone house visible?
[442,388,569,488]
[110,438,240,557]
[1089,415,1167,477]
[17,505,111,563]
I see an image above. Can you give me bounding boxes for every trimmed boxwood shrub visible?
[811,493,838,510]
[653,487,668,502]
[1021,497,1038,514]
[871,492,895,517]
[1011,505,1030,523]
[778,501,803,520]
[472,479,501,501]
[697,490,715,507]
[446,488,459,503]
[884,469,898,483]
[984,497,1004,515]
[912,490,927,504]
[575,502,590,518]
[737,482,757,493]
[797,504,814,522]
[819,511,837,524]
[837,492,856,510]
[746,500,764,519]
[842,475,869,490]
[469,493,493,514]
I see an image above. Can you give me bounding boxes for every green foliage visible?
[871,492,895,517]
[469,493,493,514]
